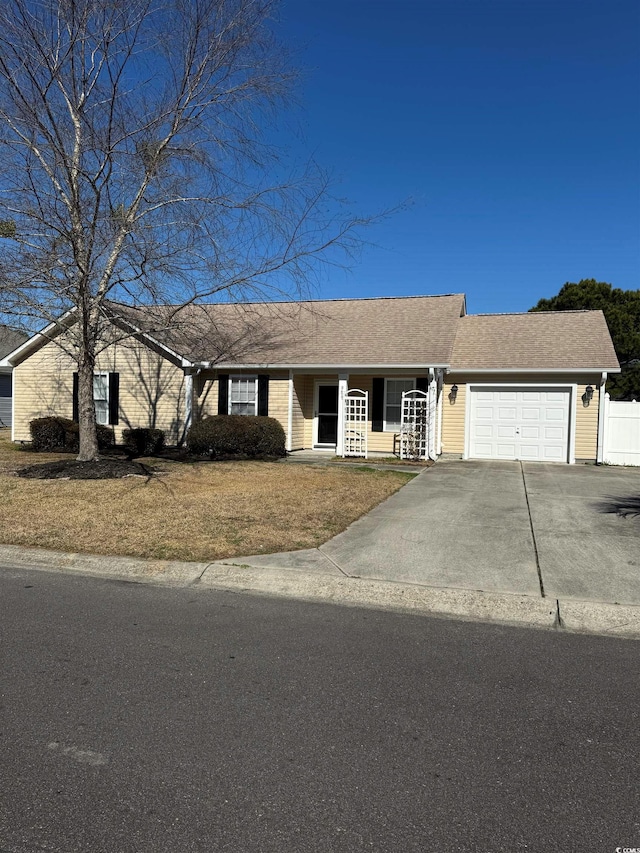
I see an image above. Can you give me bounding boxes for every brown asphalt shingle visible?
[114,294,466,367]
[450,310,620,371]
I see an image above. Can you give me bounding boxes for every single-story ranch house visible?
[0,294,620,464]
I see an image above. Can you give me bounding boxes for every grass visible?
[0,429,414,562]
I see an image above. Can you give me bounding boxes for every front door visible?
[315,382,339,446]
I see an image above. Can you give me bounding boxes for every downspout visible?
[596,371,607,464]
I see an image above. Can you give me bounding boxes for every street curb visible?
[0,544,638,638]
[200,561,558,630]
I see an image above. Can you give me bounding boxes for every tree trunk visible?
[77,350,100,461]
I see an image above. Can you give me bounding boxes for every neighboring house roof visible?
[0,325,28,361]
[450,310,620,371]
[113,294,467,367]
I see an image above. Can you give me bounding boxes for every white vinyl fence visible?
[602,394,640,466]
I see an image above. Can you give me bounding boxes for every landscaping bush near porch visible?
[187,415,286,458]
[30,417,114,453]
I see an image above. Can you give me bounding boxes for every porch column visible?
[336,373,349,456]
[287,369,294,451]
[436,370,444,456]
[183,372,194,437]
[428,369,438,460]
[597,372,608,464]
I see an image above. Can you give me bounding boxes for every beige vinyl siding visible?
[442,372,602,461]
[291,374,305,450]
[12,337,186,443]
[575,383,600,460]
[441,377,467,454]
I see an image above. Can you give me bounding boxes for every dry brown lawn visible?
[0,429,413,562]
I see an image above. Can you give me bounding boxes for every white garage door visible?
[469,386,571,462]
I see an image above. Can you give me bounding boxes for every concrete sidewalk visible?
[0,459,638,638]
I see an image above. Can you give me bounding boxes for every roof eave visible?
[449,366,622,374]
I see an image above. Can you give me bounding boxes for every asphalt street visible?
[1,567,638,853]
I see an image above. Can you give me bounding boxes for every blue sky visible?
[277,0,640,313]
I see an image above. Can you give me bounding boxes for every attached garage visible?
[443,310,621,464]
[468,385,573,463]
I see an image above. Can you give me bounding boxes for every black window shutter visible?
[371,377,384,432]
[257,375,269,417]
[218,374,229,415]
[72,372,79,422]
[416,376,428,394]
[108,372,120,425]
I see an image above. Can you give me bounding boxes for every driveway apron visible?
[320,460,542,596]
[522,462,640,605]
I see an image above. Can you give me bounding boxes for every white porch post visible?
[287,369,294,452]
[596,372,609,465]
[436,369,444,456]
[596,372,608,464]
[428,369,437,460]
[183,372,194,436]
[337,373,349,456]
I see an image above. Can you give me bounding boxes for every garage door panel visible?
[546,407,565,420]
[475,406,494,419]
[521,426,540,439]
[469,386,570,463]
[521,408,542,420]
[543,446,565,461]
[544,426,564,440]
[519,444,541,460]
[474,424,493,438]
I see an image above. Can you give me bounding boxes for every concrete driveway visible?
[226,459,640,607]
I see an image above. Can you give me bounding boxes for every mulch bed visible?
[16,459,161,480]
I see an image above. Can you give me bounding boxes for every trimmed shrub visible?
[186,415,286,458]
[29,417,114,453]
[122,427,165,457]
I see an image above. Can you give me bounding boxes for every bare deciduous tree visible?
[0,0,373,459]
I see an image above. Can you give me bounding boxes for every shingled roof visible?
[0,326,28,361]
[114,294,466,367]
[450,310,620,371]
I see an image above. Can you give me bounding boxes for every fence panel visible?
[603,395,640,466]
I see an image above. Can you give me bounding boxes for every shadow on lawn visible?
[595,494,640,519]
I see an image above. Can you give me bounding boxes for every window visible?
[384,378,415,431]
[229,375,257,415]
[93,374,109,425]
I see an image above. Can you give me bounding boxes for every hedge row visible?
[29,415,284,459]
[29,417,114,453]
[186,415,285,458]
[121,428,165,457]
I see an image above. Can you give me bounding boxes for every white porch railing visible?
[400,389,430,460]
[342,389,368,458]
[602,393,640,466]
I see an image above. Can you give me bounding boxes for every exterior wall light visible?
[449,383,458,403]
[582,384,594,407]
